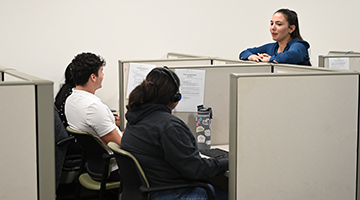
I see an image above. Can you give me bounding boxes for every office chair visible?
[108,142,215,200]
[54,107,81,190]
[66,127,120,200]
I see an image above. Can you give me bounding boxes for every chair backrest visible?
[66,127,111,180]
[108,142,150,200]
[54,107,69,187]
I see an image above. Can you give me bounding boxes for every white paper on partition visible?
[174,69,205,112]
[126,63,156,98]
[213,60,226,65]
[329,58,350,70]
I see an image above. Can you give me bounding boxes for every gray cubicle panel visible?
[119,62,344,145]
[328,50,360,56]
[168,64,272,145]
[229,71,359,200]
[119,61,272,145]
[167,52,254,65]
[211,58,249,65]
[118,58,213,130]
[273,63,345,73]
[318,55,360,71]
[0,68,55,200]
[167,52,209,59]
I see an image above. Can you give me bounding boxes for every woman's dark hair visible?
[64,63,75,86]
[275,8,311,66]
[54,63,76,127]
[55,64,75,106]
[70,52,106,86]
[128,67,180,112]
[275,8,303,40]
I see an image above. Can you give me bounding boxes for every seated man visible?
[65,52,122,181]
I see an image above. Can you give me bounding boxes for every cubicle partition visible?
[119,59,267,144]
[168,64,271,145]
[119,57,360,198]
[0,67,55,200]
[119,60,341,145]
[273,63,344,73]
[166,52,249,65]
[167,52,209,59]
[211,58,249,65]
[118,58,213,130]
[327,50,360,56]
[229,71,359,200]
[318,54,360,71]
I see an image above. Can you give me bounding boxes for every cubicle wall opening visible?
[0,68,55,200]
[229,72,359,200]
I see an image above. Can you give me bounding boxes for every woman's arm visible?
[239,43,274,61]
[269,42,309,64]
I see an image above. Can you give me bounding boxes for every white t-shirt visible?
[65,89,122,171]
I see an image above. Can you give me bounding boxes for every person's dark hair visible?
[128,67,180,112]
[54,63,76,127]
[275,8,303,40]
[64,63,75,86]
[70,52,106,86]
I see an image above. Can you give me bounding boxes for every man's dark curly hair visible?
[70,52,106,86]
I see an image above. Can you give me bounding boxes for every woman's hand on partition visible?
[258,53,270,62]
[248,54,261,62]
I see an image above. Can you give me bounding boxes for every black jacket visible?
[121,103,228,187]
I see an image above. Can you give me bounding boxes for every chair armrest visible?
[56,136,76,146]
[139,182,214,200]
[102,153,114,161]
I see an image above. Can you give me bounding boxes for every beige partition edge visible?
[273,63,345,73]
[318,55,360,71]
[166,52,251,65]
[0,68,55,200]
[167,52,210,59]
[229,72,359,200]
[328,51,360,56]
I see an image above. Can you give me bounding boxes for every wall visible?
[0,0,359,111]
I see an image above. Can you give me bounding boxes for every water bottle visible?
[196,105,213,150]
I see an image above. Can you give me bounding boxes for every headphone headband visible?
[162,66,182,102]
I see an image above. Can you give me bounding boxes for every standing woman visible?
[121,67,228,200]
[239,8,311,66]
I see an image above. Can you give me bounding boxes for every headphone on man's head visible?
[162,66,182,102]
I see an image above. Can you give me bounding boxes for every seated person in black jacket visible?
[120,67,228,200]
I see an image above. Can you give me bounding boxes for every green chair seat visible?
[79,173,120,191]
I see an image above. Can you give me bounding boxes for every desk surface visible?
[212,144,229,151]
[201,144,229,177]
